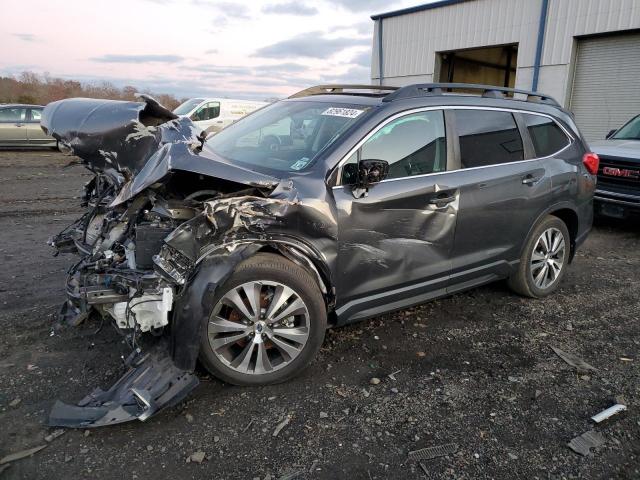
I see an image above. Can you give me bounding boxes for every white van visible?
[173,98,267,133]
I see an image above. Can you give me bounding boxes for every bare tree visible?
[0,71,182,109]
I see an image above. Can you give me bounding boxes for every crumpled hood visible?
[41,95,198,177]
[590,139,640,160]
[41,95,281,205]
[110,142,280,206]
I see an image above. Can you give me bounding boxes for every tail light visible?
[583,152,599,175]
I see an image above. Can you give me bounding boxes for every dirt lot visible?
[0,150,638,479]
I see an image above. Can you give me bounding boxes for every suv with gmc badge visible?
[591,114,640,218]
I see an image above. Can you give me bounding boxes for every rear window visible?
[522,114,570,157]
[455,110,524,168]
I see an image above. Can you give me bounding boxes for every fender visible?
[170,244,262,371]
[520,201,581,263]
[169,236,335,371]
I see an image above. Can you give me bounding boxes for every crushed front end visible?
[43,95,284,427]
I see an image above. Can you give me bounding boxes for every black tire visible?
[199,253,326,386]
[508,215,570,298]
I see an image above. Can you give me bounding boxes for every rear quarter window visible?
[522,114,570,157]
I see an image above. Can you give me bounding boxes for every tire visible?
[199,253,326,386]
[508,215,570,298]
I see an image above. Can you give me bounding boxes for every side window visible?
[455,110,524,168]
[192,102,220,121]
[342,110,447,184]
[0,108,26,123]
[29,108,42,123]
[522,114,570,157]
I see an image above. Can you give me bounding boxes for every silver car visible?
[0,104,57,147]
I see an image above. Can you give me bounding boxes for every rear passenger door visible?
[447,108,550,291]
[26,108,52,144]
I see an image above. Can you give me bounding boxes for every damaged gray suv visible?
[43,84,597,427]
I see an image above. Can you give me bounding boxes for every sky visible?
[1,0,426,100]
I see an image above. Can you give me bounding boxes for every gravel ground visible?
[0,150,638,480]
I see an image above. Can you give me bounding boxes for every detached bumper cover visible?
[48,353,198,428]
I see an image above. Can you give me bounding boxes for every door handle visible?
[14,123,24,127]
[428,192,456,207]
[522,175,541,186]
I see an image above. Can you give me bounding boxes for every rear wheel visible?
[199,253,326,386]
[508,215,570,298]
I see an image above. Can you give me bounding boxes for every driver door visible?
[332,109,460,322]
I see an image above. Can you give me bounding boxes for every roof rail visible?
[288,84,399,99]
[382,83,561,106]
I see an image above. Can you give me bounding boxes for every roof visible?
[371,0,472,20]
[284,94,384,106]
[0,103,44,108]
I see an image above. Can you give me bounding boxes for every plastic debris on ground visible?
[567,430,606,456]
[550,345,597,372]
[408,443,458,461]
[591,404,627,423]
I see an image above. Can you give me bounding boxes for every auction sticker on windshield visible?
[321,107,364,118]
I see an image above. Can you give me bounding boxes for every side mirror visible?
[358,159,389,187]
[606,129,616,139]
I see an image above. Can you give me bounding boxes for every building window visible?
[455,110,524,168]
[522,114,570,158]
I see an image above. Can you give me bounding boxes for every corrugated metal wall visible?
[542,0,640,65]
[372,0,541,81]
[372,0,640,104]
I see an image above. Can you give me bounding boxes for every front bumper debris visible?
[48,352,199,428]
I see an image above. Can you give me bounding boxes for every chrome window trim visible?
[332,105,574,187]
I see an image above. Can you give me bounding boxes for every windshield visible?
[612,115,640,140]
[205,100,370,173]
[173,98,205,116]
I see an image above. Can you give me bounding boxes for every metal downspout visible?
[532,0,549,91]
[378,19,384,86]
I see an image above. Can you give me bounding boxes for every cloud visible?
[258,63,309,74]
[13,33,39,42]
[184,62,310,80]
[330,21,373,36]
[351,50,371,68]
[262,2,318,16]
[322,66,371,84]
[323,0,391,12]
[254,31,369,59]
[204,1,250,18]
[185,64,252,75]
[90,54,185,63]
[204,48,219,54]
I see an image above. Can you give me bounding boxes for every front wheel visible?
[199,253,326,386]
[508,215,570,298]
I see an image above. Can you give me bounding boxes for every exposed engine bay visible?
[42,95,333,427]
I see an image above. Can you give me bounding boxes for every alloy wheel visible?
[208,280,310,375]
[530,227,566,289]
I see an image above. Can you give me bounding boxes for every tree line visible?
[0,72,182,110]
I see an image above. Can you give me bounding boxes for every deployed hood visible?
[590,139,640,160]
[41,95,281,204]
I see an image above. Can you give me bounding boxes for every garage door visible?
[570,32,640,142]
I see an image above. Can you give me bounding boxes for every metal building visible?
[370,0,640,141]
